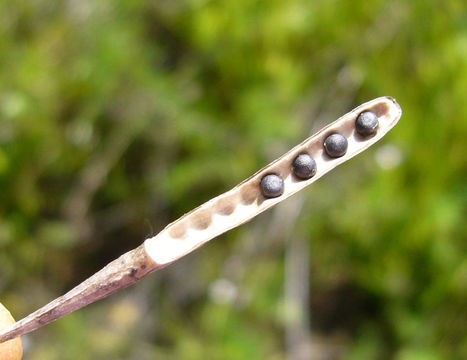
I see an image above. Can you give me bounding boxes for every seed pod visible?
[324,133,348,157]
[0,304,23,360]
[260,174,284,198]
[0,97,402,345]
[356,111,379,136]
[292,153,317,179]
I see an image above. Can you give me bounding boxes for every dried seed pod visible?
[356,111,379,136]
[0,304,22,360]
[261,174,284,198]
[0,96,402,345]
[324,133,348,157]
[292,153,317,180]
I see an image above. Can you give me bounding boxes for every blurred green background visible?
[0,0,465,359]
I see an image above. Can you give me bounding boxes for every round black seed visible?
[324,133,348,158]
[292,153,317,179]
[356,111,379,136]
[260,174,284,198]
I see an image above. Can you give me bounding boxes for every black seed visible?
[260,174,284,198]
[356,111,379,136]
[293,153,317,179]
[324,133,348,158]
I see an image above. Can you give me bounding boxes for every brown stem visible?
[0,245,163,343]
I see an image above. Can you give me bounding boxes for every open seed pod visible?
[0,96,402,344]
[0,304,23,360]
[144,96,402,264]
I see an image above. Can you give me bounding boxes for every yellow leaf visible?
[0,303,23,360]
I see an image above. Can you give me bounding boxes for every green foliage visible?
[0,0,465,358]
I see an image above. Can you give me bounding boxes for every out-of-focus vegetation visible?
[0,0,465,359]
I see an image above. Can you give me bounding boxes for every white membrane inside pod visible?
[144,96,402,265]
